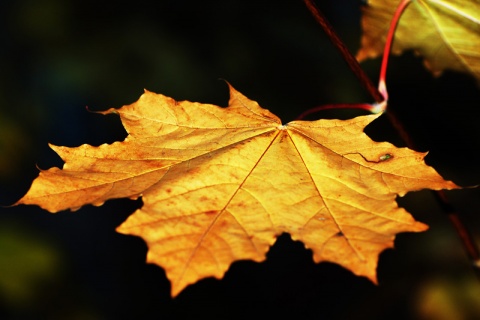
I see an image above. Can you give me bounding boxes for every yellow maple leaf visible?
[16,84,458,296]
[357,0,480,81]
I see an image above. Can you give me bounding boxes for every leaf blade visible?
[17,85,459,296]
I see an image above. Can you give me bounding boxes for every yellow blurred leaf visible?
[357,0,480,81]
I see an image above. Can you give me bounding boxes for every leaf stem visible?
[296,103,374,120]
[378,0,412,101]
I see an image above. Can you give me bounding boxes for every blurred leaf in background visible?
[415,276,480,319]
[0,223,61,307]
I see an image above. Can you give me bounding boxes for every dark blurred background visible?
[1,0,479,319]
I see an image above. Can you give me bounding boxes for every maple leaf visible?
[17,84,458,296]
[357,0,480,81]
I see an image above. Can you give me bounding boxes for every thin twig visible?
[303,0,384,103]
[434,190,480,279]
[303,0,480,278]
[381,0,480,278]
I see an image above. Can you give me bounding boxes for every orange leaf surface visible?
[357,0,480,81]
[17,84,459,296]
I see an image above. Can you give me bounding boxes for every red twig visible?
[303,0,480,278]
[380,0,480,277]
